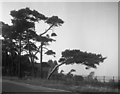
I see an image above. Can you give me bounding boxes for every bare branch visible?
[34,44,42,56]
[43,47,49,51]
[40,24,54,36]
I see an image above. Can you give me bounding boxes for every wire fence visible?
[87,76,119,83]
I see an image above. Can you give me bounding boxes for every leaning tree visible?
[47,49,107,79]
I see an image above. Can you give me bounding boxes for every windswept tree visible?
[35,16,64,78]
[47,49,107,79]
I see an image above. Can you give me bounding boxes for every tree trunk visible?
[27,31,35,77]
[31,54,35,77]
[39,24,54,79]
[40,42,43,78]
[47,62,64,80]
[18,36,21,78]
[10,54,13,76]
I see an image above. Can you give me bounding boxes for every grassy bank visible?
[2,76,119,93]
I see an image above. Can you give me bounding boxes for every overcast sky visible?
[0,2,118,77]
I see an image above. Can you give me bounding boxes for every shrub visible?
[74,75,84,81]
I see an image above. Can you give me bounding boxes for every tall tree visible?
[35,16,64,78]
[10,7,47,77]
[2,22,19,76]
[2,7,64,78]
[47,49,107,79]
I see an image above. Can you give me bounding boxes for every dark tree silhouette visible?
[47,49,107,79]
[10,7,48,77]
[2,7,64,78]
[1,21,31,76]
[2,22,19,76]
[35,16,64,78]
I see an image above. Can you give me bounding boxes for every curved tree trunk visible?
[47,62,64,80]
[39,24,54,79]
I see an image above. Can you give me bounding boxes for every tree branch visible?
[43,47,49,51]
[34,45,42,56]
[40,24,54,36]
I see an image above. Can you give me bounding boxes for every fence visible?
[51,74,119,84]
[89,76,119,83]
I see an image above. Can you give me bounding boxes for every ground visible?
[1,76,119,94]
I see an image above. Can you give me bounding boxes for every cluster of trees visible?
[1,7,64,78]
[1,7,107,80]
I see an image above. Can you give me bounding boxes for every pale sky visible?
[0,2,118,77]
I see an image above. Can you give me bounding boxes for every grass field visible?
[2,76,119,93]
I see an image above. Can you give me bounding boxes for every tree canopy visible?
[59,49,107,69]
[1,7,64,78]
[47,49,107,79]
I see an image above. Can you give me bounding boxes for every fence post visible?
[103,76,105,83]
[113,76,114,83]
